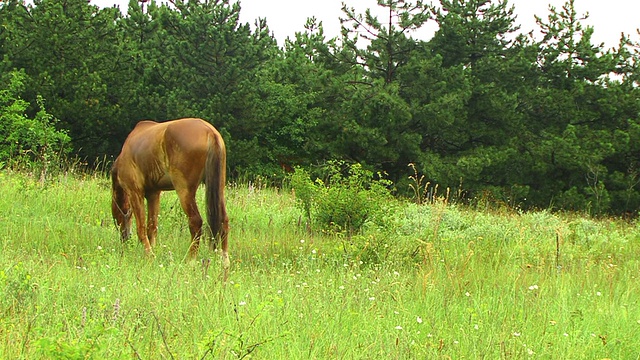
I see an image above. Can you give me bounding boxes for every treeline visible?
[1,0,639,215]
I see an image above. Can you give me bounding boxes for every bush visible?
[290,161,393,234]
[290,166,317,221]
[0,70,71,177]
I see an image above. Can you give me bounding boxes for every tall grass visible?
[0,170,639,358]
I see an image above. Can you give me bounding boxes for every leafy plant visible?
[291,161,392,235]
[0,71,71,179]
[290,166,317,222]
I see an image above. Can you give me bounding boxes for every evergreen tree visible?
[1,0,131,157]
[340,0,432,84]
[419,0,526,202]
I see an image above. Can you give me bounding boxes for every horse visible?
[110,118,230,277]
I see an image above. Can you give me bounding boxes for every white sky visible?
[93,0,639,49]
[236,0,638,49]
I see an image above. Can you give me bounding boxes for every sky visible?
[235,0,638,49]
[94,0,639,49]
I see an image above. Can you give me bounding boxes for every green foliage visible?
[1,0,129,157]
[315,179,371,234]
[431,0,519,67]
[340,0,432,83]
[290,167,316,221]
[291,161,392,234]
[0,71,71,174]
[0,0,639,215]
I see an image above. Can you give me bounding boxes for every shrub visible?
[290,166,317,221]
[0,70,71,178]
[290,161,393,234]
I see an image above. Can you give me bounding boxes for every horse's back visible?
[132,120,159,132]
[123,118,216,155]
[164,118,218,151]
[116,118,220,190]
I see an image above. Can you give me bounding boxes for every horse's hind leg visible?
[146,190,161,247]
[176,187,203,259]
[220,221,230,282]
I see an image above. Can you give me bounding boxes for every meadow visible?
[0,170,639,359]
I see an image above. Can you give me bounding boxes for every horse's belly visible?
[155,174,175,190]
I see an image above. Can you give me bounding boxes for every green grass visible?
[0,170,639,358]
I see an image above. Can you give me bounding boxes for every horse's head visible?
[111,161,132,241]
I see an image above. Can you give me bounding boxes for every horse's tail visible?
[205,132,228,248]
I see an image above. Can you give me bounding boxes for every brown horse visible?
[111,118,230,275]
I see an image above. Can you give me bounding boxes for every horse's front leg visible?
[146,190,161,247]
[129,190,153,255]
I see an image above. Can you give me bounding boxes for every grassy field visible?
[0,170,639,359]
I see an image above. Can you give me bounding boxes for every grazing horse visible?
[111,118,230,276]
